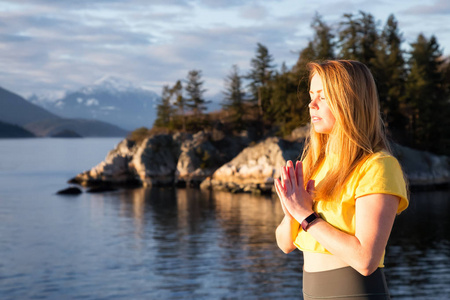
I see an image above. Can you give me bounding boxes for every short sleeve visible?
[355,154,409,214]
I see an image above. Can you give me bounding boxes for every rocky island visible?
[68,126,450,194]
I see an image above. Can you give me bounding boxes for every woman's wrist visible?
[301,212,321,232]
[294,210,315,224]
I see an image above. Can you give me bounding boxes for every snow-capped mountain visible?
[29,76,160,131]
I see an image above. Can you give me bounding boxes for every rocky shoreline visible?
[68,127,450,194]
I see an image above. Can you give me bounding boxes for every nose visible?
[308,95,319,109]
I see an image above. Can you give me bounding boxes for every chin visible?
[313,126,331,134]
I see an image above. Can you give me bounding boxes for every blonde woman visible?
[275,60,408,300]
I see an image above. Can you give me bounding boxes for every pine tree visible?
[154,85,175,128]
[405,34,447,153]
[371,14,407,135]
[338,11,379,68]
[311,13,335,60]
[267,71,307,135]
[293,14,335,73]
[247,43,276,118]
[172,80,186,131]
[222,65,246,130]
[185,70,208,117]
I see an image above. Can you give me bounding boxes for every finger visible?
[274,178,284,194]
[296,161,304,188]
[274,180,289,214]
[280,166,286,182]
[281,166,289,188]
[306,179,316,195]
[287,160,296,189]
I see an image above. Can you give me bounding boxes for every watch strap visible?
[301,212,320,232]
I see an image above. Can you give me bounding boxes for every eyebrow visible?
[309,89,323,94]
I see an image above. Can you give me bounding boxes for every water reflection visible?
[104,188,303,299]
[86,187,449,299]
[386,190,450,299]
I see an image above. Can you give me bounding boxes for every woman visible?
[274,60,408,300]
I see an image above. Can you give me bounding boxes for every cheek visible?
[323,105,336,125]
[328,112,336,125]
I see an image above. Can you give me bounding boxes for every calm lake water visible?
[0,138,449,299]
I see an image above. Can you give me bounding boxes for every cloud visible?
[402,0,450,15]
[239,4,269,20]
[1,0,448,102]
[0,0,309,98]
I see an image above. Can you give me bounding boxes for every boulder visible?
[392,143,450,188]
[68,126,450,192]
[69,138,140,187]
[202,137,304,193]
[56,186,83,195]
[176,130,251,187]
[129,134,180,186]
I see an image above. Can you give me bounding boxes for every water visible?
[0,138,449,299]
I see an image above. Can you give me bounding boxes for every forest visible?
[149,11,450,156]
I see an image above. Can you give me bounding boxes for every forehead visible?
[310,73,324,92]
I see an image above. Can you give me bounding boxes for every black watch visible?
[301,212,320,232]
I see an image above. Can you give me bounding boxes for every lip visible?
[311,116,321,122]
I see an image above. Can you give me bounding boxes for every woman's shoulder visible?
[362,150,400,168]
[355,150,404,183]
[356,150,409,214]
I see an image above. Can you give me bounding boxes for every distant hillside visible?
[0,120,35,138]
[23,118,129,137]
[1,85,128,137]
[0,86,61,126]
[28,76,160,131]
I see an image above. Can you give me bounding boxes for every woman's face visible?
[309,73,336,134]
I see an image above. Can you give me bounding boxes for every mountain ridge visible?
[28,76,161,131]
[0,85,128,138]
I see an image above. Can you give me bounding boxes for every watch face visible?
[302,212,319,231]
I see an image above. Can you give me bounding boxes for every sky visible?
[0,0,449,101]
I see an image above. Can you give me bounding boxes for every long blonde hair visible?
[301,60,389,200]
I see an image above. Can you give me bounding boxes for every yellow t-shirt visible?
[293,151,409,267]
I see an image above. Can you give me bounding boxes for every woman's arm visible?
[276,160,400,276]
[305,193,399,276]
[275,215,300,254]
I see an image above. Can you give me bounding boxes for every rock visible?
[69,126,450,193]
[175,130,251,187]
[56,186,82,195]
[175,131,220,187]
[203,137,304,193]
[290,124,310,140]
[130,134,180,186]
[71,138,141,187]
[392,143,450,188]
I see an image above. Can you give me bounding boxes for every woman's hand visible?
[274,160,315,223]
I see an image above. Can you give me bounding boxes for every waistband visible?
[303,266,390,299]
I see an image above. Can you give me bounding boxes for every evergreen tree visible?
[154,85,175,128]
[222,65,246,130]
[311,13,335,60]
[267,71,307,135]
[338,11,379,68]
[371,14,407,134]
[280,61,289,75]
[293,14,335,73]
[247,43,276,117]
[172,80,186,131]
[185,69,208,117]
[404,34,448,153]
